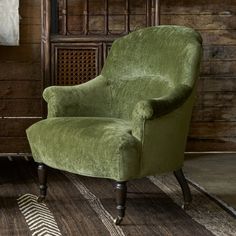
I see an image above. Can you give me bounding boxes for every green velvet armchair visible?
[27,25,202,225]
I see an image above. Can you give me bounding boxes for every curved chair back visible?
[101,26,202,120]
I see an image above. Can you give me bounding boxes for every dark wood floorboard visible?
[0,158,110,236]
[78,176,215,236]
[0,158,216,235]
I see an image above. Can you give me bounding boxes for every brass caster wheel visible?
[114,216,123,225]
[37,196,45,203]
[182,202,190,210]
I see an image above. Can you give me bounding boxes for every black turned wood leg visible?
[37,163,47,203]
[114,181,127,225]
[174,168,192,209]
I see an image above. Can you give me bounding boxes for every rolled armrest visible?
[43,85,76,104]
[43,75,109,117]
[131,84,193,140]
[43,85,80,117]
[132,84,192,121]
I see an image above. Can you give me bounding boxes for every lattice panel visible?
[57,0,159,35]
[56,48,98,85]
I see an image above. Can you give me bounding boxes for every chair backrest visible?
[101,25,202,120]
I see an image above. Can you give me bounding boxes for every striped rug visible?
[0,157,235,236]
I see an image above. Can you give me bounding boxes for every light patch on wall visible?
[0,0,19,46]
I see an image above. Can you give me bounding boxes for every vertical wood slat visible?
[104,0,109,35]
[41,0,51,117]
[51,0,58,34]
[155,0,161,25]
[146,0,151,26]
[42,0,51,75]
[151,0,161,26]
[84,0,89,35]
[62,0,67,35]
[41,0,51,41]
[125,0,130,33]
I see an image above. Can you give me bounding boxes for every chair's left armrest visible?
[43,75,110,117]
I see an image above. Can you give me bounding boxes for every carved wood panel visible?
[48,0,160,87]
[52,43,102,85]
[57,0,160,35]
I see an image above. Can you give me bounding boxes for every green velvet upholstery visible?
[27,25,202,181]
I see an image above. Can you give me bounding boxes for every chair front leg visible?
[37,163,48,203]
[174,168,192,209]
[114,181,127,225]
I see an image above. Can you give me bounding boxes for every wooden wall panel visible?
[0,63,41,81]
[161,0,236,151]
[161,0,236,14]
[203,45,236,60]
[0,118,40,137]
[0,0,235,153]
[0,0,41,153]
[0,81,41,98]
[0,137,30,153]
[0,99,41,117]
[162,15,236,30]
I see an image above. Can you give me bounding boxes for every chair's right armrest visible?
[43,75,110,117]
[131,84,193,139]
[132,84,192,120]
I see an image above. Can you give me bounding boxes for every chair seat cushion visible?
[27,117,141,181]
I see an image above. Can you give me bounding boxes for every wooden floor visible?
[0,157,233,235]
[185,153,236,210]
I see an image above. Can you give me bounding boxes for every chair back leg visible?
[174,168,192,209]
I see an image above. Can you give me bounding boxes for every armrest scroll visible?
[131,85,193,140]
[42,75,109,117]
[132,84,192,121]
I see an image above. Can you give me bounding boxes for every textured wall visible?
[0,0,235,152]
[161,0,236,151]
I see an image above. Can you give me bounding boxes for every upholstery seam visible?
[139,119,146,177]
[106,76,113,117]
